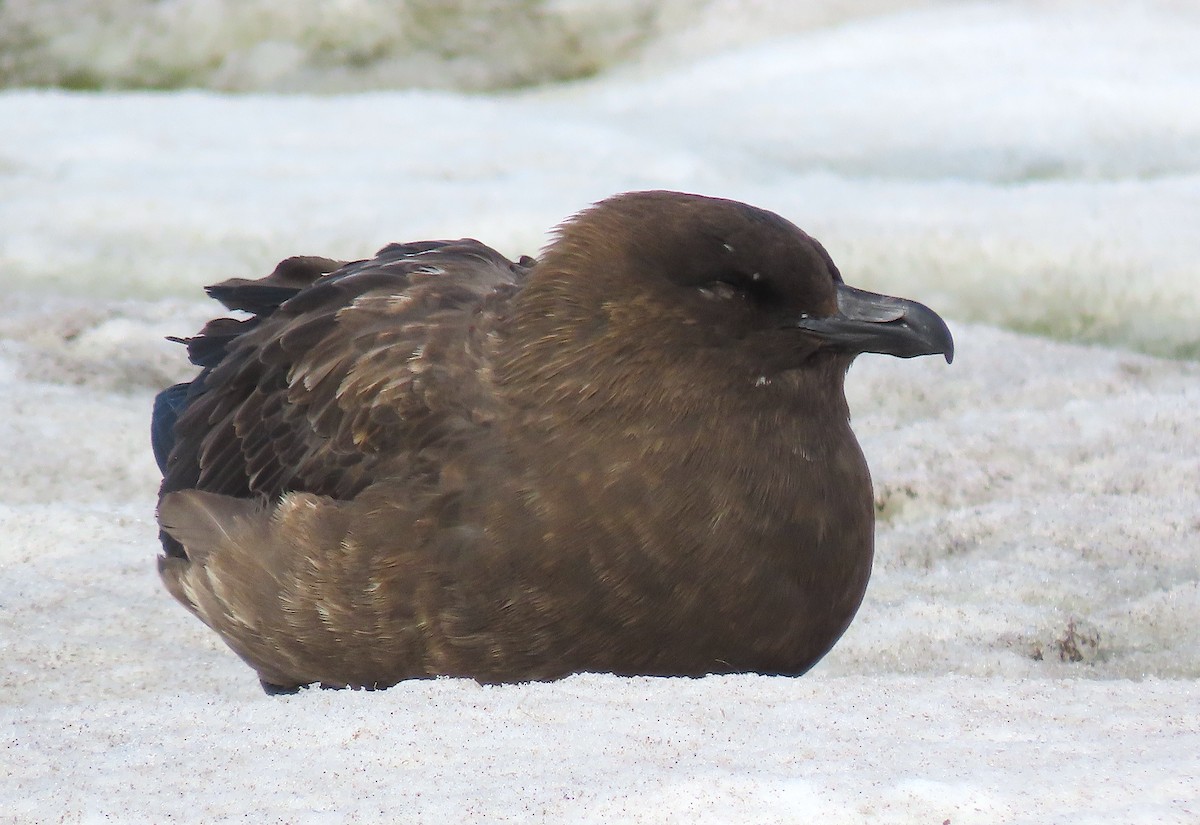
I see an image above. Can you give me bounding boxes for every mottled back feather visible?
[158,241,529,556]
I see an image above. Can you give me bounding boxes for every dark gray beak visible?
[793,283,955,363]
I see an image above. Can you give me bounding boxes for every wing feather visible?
[159,240,529,536]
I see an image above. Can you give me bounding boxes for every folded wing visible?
[156,240,530,557]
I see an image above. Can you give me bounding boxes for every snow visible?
[2,1,1199,822]
[7,677,1198,822]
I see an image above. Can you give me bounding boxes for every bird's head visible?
[508,191,953,408]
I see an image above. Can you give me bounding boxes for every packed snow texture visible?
[1,1,1198,822]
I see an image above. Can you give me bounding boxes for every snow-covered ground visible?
[2,1,1198,821]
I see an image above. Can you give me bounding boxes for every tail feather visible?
[205,255,345,314]
[151,383,191,474]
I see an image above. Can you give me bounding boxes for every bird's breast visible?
[448,404,876,677]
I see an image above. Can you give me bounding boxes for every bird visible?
[153,190,953,694]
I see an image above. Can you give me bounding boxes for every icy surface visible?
[3,3,1199,356]
[1,1,1198,822]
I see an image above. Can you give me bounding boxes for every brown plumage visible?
[153,191,953,693]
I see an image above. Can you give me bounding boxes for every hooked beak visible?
[793,283,954,363]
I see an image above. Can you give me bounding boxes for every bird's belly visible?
[427,459,875,682]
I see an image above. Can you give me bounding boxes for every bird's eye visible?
[698,281,742,301]
[698,271,778,306]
